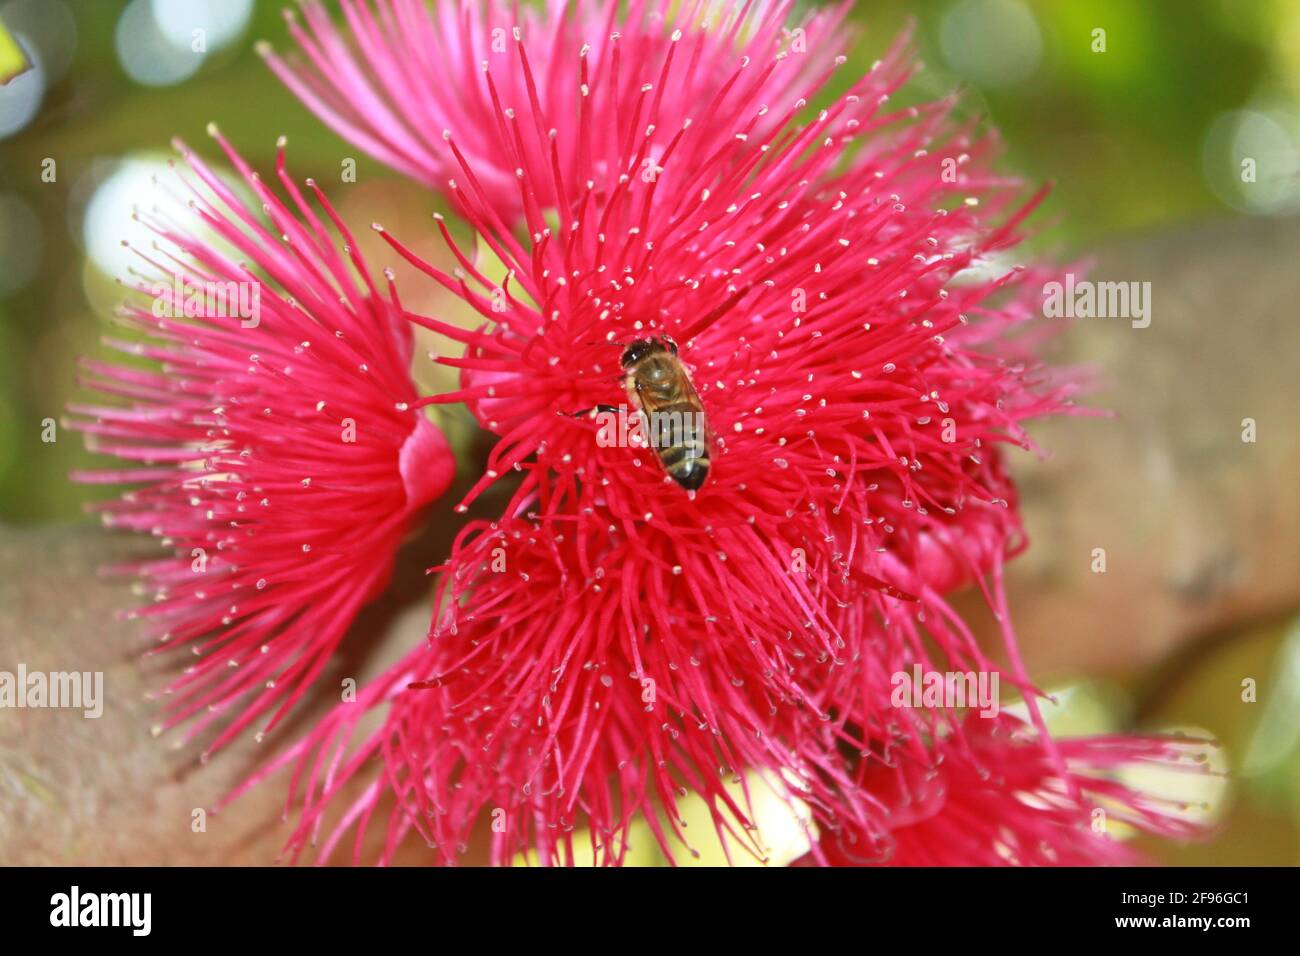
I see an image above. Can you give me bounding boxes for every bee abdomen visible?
[663,450,710,490]
[646,401,710,490]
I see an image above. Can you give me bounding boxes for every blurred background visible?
[0,0,1296,865]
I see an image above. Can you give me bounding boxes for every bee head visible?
[621,336,676,368]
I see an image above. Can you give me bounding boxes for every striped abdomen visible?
[643,399,710,491]
[622,339,711,491]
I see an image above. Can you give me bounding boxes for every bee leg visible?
[560,404,620,419]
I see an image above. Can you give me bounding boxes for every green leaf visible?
[0,15,29,85]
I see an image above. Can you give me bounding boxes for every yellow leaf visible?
[0,15,29,85]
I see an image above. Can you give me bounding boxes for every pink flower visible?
[69,129,454,754]
[234,11,1093,865]
[794,715,1212,866]
[242,519,872,865]
[259,0,853,222]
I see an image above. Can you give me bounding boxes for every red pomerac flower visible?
[793,715,1213,866]
[68,129,454,755]
[258,0,854,223]
[237,520,873,866]
[224,5,1108,866]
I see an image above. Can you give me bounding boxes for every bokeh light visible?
[0,34,44,139]
[1202,107,1300,216]
[150,0,254,54]
[77,154,184,282]
[115,0,205,87]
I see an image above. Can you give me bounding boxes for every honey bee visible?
[619,336,711,491]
